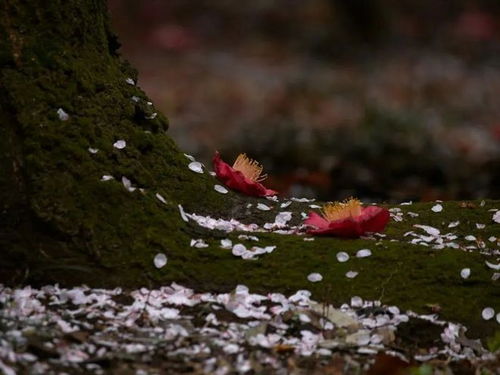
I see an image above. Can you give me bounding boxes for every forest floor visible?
[1,196,499,374]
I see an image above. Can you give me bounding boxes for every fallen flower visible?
[304,198,390,238]
[212,152,277,197]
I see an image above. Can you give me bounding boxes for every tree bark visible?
[0,0,236,287]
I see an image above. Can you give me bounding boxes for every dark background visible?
[109,0,500,202]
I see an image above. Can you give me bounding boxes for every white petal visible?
[346,271,358,279]
[280,201,292,208]
[154,253,167,269]
[183,153,195,161]
[100,175,114,181]
[125,78,135,85]
[178,205,189,222]
[220,239,232,249]
[482,307,495,320]
[431,204,443,212]
[256,203,271,211]
[214,184,228,194]
[485,261,500,270]
[188,161,204,173]
[113,140,126,149]
[448,221,460,228]
[155,193,167,204]
[336,252,349,262]
[356,249,372,258]
[460,268,470,279]
[88,147,99,154]
[350,296,363,308]
[493,211,500,224]
[307,273,323,282]
[57,108,69,121]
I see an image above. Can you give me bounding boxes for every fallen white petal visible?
[188,161,204,174]
[57,108,69,121]
[101,175,113,181]
[125,77,135,85]
[113,140,126,149]
[493,211,500,224]
[465,235,476,241]
[431,204,443,212]
[155,193,167,204]
[460,268,470,279]
[154,253,167,268]
[214,184,228,194]
[256,203,271,211]
[336,252,349,262]
[485,260,500,270]
[476,223,485,229]
[351,296,363,308]
[178,205,189,222]
[346,271,358,279]
[356,249,372,258]
[482,307,495,320]
[448,221,460,228]
[307,273,323,282]
[220,239,232,249]
[88,147,99,154]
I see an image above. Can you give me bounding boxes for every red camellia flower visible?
[212,151,278,197]
[304,198,390,238]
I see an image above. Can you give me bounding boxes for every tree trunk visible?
[0,0,237,287]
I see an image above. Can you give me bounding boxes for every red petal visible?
[304,212,329,229]
[306,205,390,238]
[358,206,390,233]
[212,152,278,197]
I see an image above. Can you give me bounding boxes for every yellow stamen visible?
[232,153,267,182]
[321,198,363,221]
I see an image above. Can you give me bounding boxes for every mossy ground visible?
[0,0,498,345]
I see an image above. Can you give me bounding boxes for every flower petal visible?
[212,152,277,197]
[304,212,329,229]
[357,206,390,233]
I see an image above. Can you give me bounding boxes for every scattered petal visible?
[493,211,500,223]
[431,204,443,212]
[448,221,460,228]
[220,239,232,249]
[178,205,189,222]
[256,203,271,211]
[57,108,69,121]
[125,78,135,85]
[460,268,471,279]
[465,235,476,241]
[336,252,349,262]
[350,296,363,308]
[346,271,359,279]
[356,249,372,258]
[188,161,204,174]
[280,201,292,208]
[154,253,167,269]
[485,260,500,270]
[307,273,323,283]
[88,147,99,154]
[113,140,126,149]
[121,176,136,192]
[476,223,485,229]
[482,307,495,320]
[214,184,228,194]
[155,193,167,204]
[184,153,195,161]
[101,175,114,181]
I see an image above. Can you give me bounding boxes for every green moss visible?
[1,0,499,344]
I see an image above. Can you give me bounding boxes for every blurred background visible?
[109,0,500,202]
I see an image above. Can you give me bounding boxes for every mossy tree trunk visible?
[0,0,239,286]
